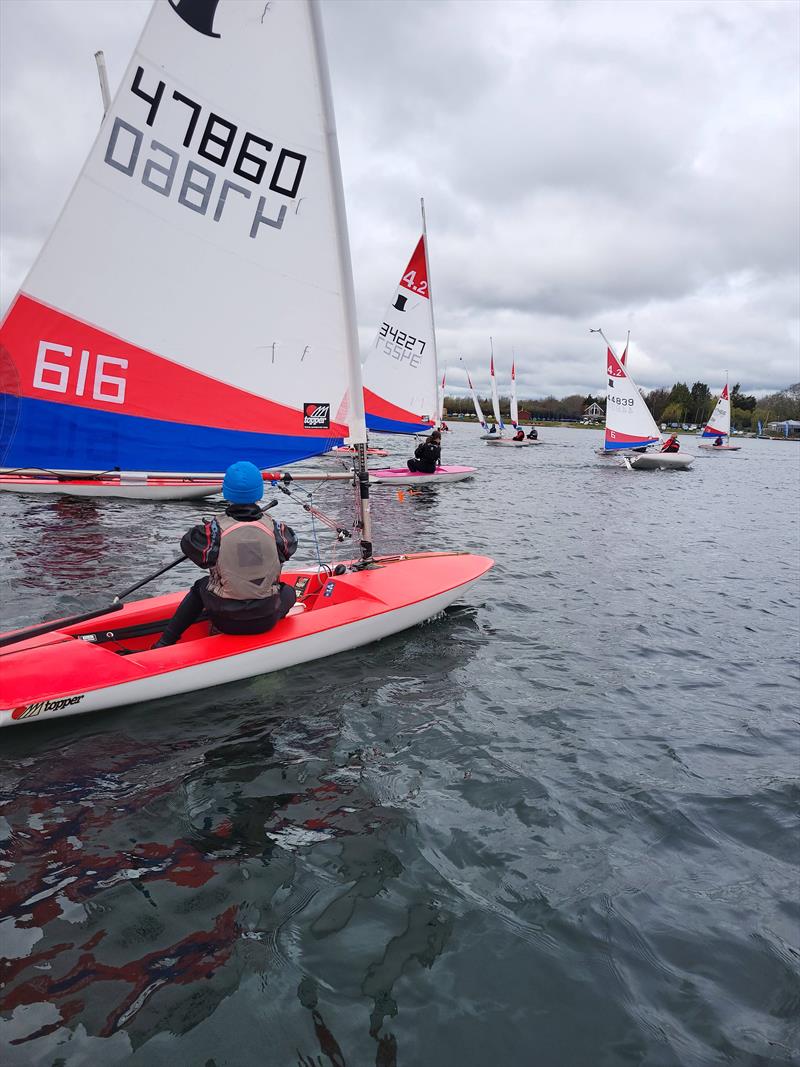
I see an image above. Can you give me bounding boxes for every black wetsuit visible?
[407,441,441,474]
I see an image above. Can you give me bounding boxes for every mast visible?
[420,198,441,421]
[489,337,504,430]
[308,0,372,561]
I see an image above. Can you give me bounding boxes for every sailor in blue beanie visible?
[154,461,297,648]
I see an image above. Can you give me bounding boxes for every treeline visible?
[444,382,800,430]
[444,393,597,421]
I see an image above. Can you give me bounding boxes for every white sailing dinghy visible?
[602,347,693,470]
[0,0,492,727]
[462,363,490,435]
[697,383,741,450]
[479,344,506,440]
[363,200,475,486]
[485,359,535,446]
[0,0,376,500]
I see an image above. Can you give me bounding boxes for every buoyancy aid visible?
[206,514,281,601]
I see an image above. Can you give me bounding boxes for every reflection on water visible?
[1,428,799,1065]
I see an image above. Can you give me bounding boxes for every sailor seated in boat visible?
[713,435,723,447]
[513,427,525,441]
[660,433,680,453]
[527,426,538,440]
[488,422,497,434]
[407,431,442,474]
[153,461,297,648]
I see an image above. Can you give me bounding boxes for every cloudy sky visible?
[1,0,798,400]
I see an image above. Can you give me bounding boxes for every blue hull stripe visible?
[366,413,431,435]
[604,437,660,451]
[0,395,342,472]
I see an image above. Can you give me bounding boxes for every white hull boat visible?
[698,383,740,450]
[597,337,693,472]
[627,451,694,471]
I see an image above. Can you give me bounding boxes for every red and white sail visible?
[701,384,731,439]
[603,348,661,450]
[362,234,438,434]
[0,0,365,474]
[489,351,505,430]
[510,360,520,427]
[464,367,487,428]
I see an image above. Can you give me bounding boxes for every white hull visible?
[480,432,503,440]
[0,477,222,500]
[484,438,534,447]
[1,582,475,725]
[628,452,694,471]
[697,443,741,451]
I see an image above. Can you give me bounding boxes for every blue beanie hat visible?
[222,461,264,503]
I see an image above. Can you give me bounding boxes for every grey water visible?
[1,427,798,1067]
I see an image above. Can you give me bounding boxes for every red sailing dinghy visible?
[0,0,493,726]
[363,200,476,486]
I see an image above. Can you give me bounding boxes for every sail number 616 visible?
[33,342,127,405]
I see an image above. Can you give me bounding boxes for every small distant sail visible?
[603,348,661,450]
[1,0,363,473]
[701,384,731,439]
[363,235,438,434]
[464,368,487,428]
[510,360,519,427]
[489,352,505,430]
[438,368,446,424]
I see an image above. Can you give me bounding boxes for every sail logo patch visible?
[12,695,86,721]
[303,403,330,429]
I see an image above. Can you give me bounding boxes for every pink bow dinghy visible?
[0,553,493,727]
[368,465,476,486]
[0,473,223,500]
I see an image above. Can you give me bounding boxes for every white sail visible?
[464,367,487,428]
[510,360,519,426]
[438,368,447,424]
[362,233,438,434]
[489,350,505,430]
[604,348,661,450]
[702,383,731,439]
[1,0,364,473]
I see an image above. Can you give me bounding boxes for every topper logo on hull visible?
[169,0,221,39]
[12,695,86,721]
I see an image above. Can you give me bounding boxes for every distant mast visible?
[489,338,505,430]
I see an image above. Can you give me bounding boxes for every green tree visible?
[730,383,756,412]
[666,382,692,421]
[689,381,712,425]
[645,387,670,422]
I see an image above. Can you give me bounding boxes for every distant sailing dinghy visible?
[0,0,492,726]
[480,343,507,440]
[363,200,475,487]
[697,384,741,450]
[484,359,535,446]
[602,348,693,470]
